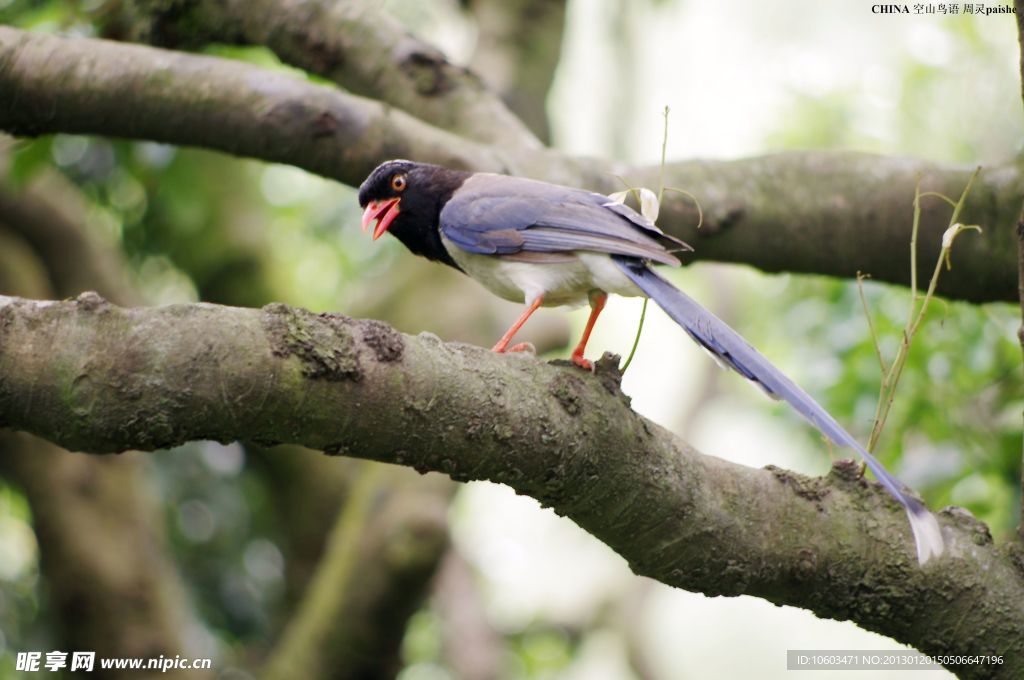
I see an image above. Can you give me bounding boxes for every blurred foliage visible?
[154,443,287,644]
[0,0,1022,678]
[764,10,1021,161]
[0,483,48,680]
[400,608,576,680]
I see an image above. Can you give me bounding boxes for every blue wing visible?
[439,174,687,265]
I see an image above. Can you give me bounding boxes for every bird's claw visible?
[571,353,594,372]
[506,342,535,355]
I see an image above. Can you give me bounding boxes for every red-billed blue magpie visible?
[358,159,944,564]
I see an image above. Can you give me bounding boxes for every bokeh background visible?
[1,1,1022,678]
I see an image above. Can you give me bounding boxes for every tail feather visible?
[614,257,944,564]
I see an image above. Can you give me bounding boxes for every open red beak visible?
[361,198,401,240]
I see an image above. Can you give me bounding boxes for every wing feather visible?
[439,174,687,265]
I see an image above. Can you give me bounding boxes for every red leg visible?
[571,292,607,370]
[492,296,544,353]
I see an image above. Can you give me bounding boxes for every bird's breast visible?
[440,236,644,307]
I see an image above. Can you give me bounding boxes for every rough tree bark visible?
[0,27,1020,304]
[107,0,540,150]
[0,295,1020,678]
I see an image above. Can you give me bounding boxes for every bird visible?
[358,158,944,565]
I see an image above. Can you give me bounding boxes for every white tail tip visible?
[907,506,944,565]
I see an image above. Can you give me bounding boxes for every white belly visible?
[441,236,645,307]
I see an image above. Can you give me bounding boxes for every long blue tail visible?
[613,257,943,564]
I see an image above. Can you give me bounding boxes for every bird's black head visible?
[358,160,470,268]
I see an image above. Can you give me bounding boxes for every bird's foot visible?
[492,342,535,355]
[571,352,594,372]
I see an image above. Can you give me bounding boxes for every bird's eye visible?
[390,174,407,192]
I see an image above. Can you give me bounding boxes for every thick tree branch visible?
[110,0,540,150]
[0,27,509,186]
[633,155,1019,305]
[0,27,1019,303]
[0,295,1021,677]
